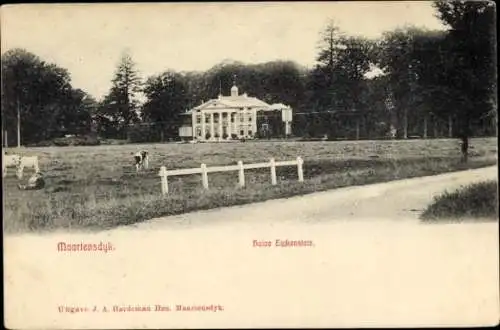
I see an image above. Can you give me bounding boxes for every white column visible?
[201,111,206,140]
[218,112,223,140]
[233,111,238,137]
[210,112,214,140]
[191,111,196,139]
[227,112,232,138]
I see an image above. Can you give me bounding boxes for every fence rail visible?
[158,156,304,195]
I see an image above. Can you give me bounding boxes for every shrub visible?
[50,135,101,146]
[421,180,498,221]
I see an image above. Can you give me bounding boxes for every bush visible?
[421,180,498,221]
[222,133,229,139]
[32,135,101,147]
[231,133,238,140]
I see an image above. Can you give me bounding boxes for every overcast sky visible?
[1,2,446,100]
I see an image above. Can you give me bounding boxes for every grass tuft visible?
[420,180,499,222]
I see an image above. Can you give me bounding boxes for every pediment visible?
[194,99,232,111]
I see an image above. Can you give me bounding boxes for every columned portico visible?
[179,84,293,141]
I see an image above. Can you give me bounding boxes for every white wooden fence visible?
[158,156,304,195]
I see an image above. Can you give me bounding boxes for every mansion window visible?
[196,116,201,124]
[205,115,210,123]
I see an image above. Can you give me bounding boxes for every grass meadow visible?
[3,138,498,233]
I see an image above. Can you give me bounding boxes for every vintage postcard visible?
[2,2,499,329]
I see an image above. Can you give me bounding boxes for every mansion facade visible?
[179,85,293,141]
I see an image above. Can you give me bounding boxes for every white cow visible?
[3,152,22,178]
[133,150,149,172]
[16,156,40,179]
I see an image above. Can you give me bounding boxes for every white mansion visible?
[179,84,293,141]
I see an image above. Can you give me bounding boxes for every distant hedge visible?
[28,135,101,147]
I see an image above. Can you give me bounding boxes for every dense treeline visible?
[1,1,496,159]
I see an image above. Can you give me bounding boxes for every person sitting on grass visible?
[18,170,45,190]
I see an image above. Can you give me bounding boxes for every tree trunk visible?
[423,115,428,139]
[355,118,360,140]
[403,108,408,139]
[461,135,469,163]
[17,98,21,148]
[448,115,453,138]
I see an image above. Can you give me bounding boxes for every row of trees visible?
[1,49,97,145]
[1,1,496,158]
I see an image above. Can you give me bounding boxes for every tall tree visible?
[1,48,92,144]
[98,50,142,138]
[305,20,373,137]
[432,0,496,161]
[375,27,450,138]
[141,71,189,141]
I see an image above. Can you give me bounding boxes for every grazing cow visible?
[18,171,45,190]
[133,150,149,172]
[16,156,40,179]
[3,153,22,178]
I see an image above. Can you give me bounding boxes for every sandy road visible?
[4,166,499,329]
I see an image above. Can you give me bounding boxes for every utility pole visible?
[448,115,453,138]
[403,108,408,139]
[17,97,21,148]
[423,115,428,139]
[405,64,412,140]
[355,115,360,140]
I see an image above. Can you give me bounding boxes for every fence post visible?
[201,163,209,189]
[159,166,168,195]
[237,160,245,187]
[297,156,304,182]
[270,158,277,185]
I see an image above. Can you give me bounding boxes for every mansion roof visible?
[184,85,291,115]
[193,95,271,111]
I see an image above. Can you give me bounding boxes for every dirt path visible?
[4,166,499,329]
[132,165,498,230]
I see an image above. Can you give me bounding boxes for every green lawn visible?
[3,138,497,233]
